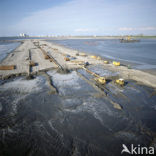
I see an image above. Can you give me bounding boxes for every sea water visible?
[0,41,21,62]
[50,39,156,70]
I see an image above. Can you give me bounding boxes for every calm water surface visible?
[50,39,156,69]
[0,42,21,62]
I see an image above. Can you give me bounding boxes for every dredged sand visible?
[0,39,156,88]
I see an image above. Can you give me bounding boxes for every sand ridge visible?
[0,39,156,88]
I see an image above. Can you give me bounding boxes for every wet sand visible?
[42,39,156,88]
[0,39,156,156]
[1,39,156,88]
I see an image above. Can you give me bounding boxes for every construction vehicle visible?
[64,57,70,61]
[104,60,109,64]
[113,61,120,66]
[95,77,106,85]
[120,36,140,43]
[115,78,125,86]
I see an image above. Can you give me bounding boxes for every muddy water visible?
[0,67,156,156]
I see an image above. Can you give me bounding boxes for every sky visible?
[0,0,156,36]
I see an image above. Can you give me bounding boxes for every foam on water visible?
[0,76,47,114]
[48,71,80,88]
[0,73,156,155]
[0,76,44,93]
[63,96,115,125]
[48,70,97,97]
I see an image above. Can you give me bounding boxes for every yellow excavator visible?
[120,36,140,43]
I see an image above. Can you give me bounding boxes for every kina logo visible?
[121,144,155,155]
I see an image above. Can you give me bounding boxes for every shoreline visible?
[0,41,22,63]
[47,40,140,65]
[0,39,156,89]
[1,36,156,40]
[47,39,156,74]
[43,39,156,88]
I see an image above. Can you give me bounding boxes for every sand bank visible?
[41,40,156,88]
[0,39,156,89]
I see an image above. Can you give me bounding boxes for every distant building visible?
[19,33,29,37]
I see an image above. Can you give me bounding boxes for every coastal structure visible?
[0,39,155,88]
[19,33,29,37]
